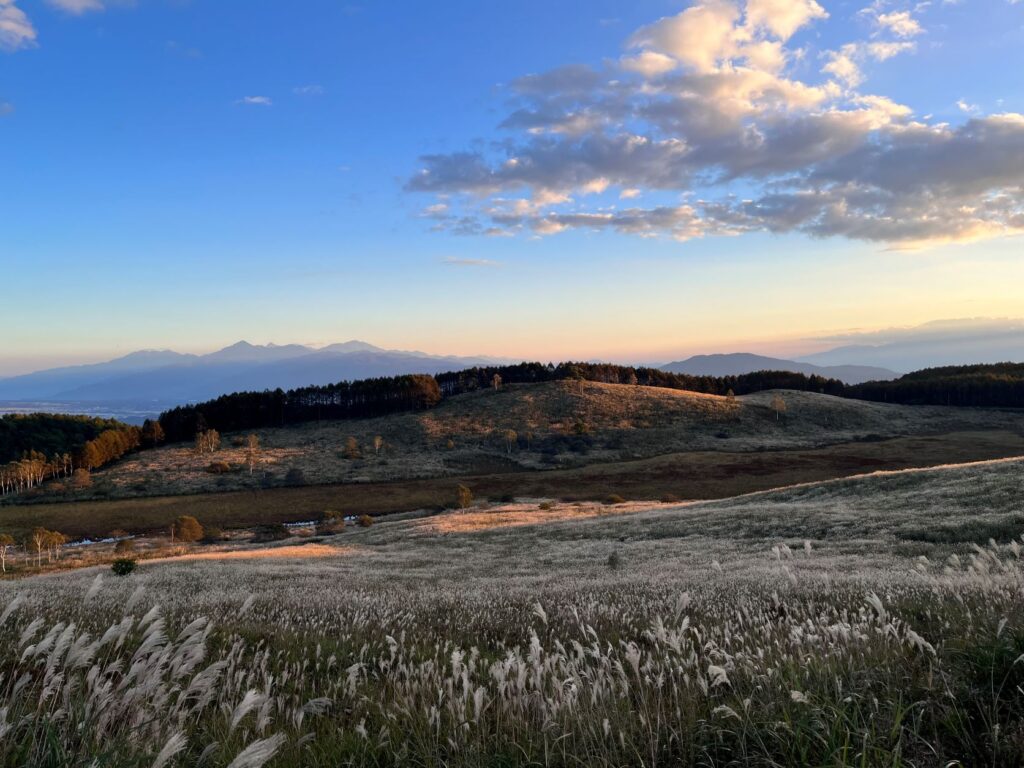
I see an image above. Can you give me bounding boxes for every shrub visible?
[344,437,362,460]
[113,539,135,555]
[456,484,473,509]
[660,493,681,504]
[111,558,136,576]
[539,501,554,511]
[358,514,374,528]
[206,461,233,474]
[70,468,92,489]
[319,518,346,534]
[607,551,621,570]
[172,515,203,543]
[604,494,627,505]
[201,526,224,544]
[253,523,290,542]
[285,468,306,487]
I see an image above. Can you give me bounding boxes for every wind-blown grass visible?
[2,458,1024,766]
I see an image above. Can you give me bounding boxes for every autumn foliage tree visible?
[171,515,204,543]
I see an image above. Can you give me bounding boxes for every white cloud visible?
[236,96,273,106]
[822,46,863,87]
[745,0,827,40]
[0,0,36,52]
[865,41,915,60]
[628,0,742,73]
[408,0,1018,248]
[875,11,923,38]
[293,84,325,96]
[956,98,979,113]
[620,50,677,77]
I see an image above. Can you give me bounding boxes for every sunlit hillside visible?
[24,380,1022,502]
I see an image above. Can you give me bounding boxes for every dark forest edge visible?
[157,363,848,442]
[158,360,1024,442]
[0,413,161,497]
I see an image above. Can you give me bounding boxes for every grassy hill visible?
[8,380,1024,518]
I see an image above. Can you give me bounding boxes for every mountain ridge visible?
[659,352,897,385]
[0,341,508,404]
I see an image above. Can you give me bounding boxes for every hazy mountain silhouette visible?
[660,353,896,385]
[0,341,505,404]
[798,319,1024,370]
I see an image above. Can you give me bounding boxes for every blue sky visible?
[1,0,1023,374]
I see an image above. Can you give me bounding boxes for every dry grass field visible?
[2,458,1024,765]
[2,428,1023,539]
[13,382,1022,505]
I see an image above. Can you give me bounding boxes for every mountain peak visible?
[318,340,384,355]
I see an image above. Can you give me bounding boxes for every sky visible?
[1,0,1023,375]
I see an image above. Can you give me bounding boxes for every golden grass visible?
[146,542,346,563]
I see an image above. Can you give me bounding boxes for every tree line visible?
[0,413,155,498]
[846,363,1024,407]
[159,373,443,441]
[158,363,845,441]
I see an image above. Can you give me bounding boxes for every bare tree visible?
[245,433,261,475]
[373,435,384,456]
[492,373,502,391]
[0,534,13,573]
[771,393,787,422]
[195,429,221,455]
[504,429,518,454]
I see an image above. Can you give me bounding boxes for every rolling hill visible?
[18,379,1023,505]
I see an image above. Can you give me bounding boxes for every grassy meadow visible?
[11,383,1021,505]
[2,458,1024,766]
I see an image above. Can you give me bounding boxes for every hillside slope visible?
[16,379,1022,503]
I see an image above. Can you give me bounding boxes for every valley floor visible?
[3,426,1023,541]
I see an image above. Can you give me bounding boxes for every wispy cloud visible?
[441,257,502,268]
[0,0,37,52]
[236,96,272,107]
[0,101,13,116]
[46,0,104,14]
[293,84,325,96]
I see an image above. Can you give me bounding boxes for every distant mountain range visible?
[0,341,507,408]
[659,353,897,385]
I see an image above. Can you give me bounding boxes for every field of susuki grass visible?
[2,458,1024,766]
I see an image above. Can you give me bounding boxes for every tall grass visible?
[2,536,1024,766]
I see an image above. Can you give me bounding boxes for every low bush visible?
[110,558,136,576]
